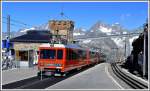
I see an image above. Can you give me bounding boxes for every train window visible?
[90,51,95,58]
[57,50,63,59]
[66,49,79,60]
[72,51,76,60]
[82,51,86,59]
[79,50,84,59]
[40,49,56,59]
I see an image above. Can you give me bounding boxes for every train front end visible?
[38,44,65,76]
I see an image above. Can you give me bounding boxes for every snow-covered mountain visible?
[89,21,138,49]
[74,21,140,59]
[73,21,118,60]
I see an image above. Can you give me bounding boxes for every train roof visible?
[39,43,84,50]
[39,43,99,53]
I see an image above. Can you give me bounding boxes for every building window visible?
[19,51,28,61]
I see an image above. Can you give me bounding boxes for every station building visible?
[10,30,52,68]
[10,20,74,68]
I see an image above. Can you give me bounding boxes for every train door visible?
[56,49,64,61]
[56,48,64,69]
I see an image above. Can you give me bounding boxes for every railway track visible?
[2,64,96,89]
[111,63,148,89]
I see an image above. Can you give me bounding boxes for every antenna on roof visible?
[59,6,70,20]
[60,6,64,17]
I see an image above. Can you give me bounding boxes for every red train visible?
[37,44,101,76]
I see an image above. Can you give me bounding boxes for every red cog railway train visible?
[38,44,101,76]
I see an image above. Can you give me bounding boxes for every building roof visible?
[10,30,52,43]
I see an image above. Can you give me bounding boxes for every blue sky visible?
[2,2,148,32]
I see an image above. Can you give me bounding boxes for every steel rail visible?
[111,63,148,89]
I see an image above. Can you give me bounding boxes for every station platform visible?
[47,63,123,89]
[2,66,38,85]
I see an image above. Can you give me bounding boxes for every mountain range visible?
[2,20,142,61]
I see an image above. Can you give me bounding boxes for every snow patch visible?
[129,36,139,45]
[98,26,112,33]
[82,39,91,44]
[81,28,86,31]
[123,31,127,34]
[20,27,35,32]
[111,38,125,48]
[73,33,85,36]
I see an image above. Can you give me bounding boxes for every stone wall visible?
[48,20,74,42]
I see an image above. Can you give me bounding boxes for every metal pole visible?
[7,15,10,39]
[41,67,42,80]
[124,38,126,59]
[143,31,146,77]
[116,48,118,62]
[126,34,130,57]
[115,48,118,63]
[148,25,149,78]
[128,34,130,56]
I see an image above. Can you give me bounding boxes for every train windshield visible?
[40,49,56,59]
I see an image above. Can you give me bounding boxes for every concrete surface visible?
[47,63,122,89]
[2,66,38,85]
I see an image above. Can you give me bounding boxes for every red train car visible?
[37,44,100,76]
